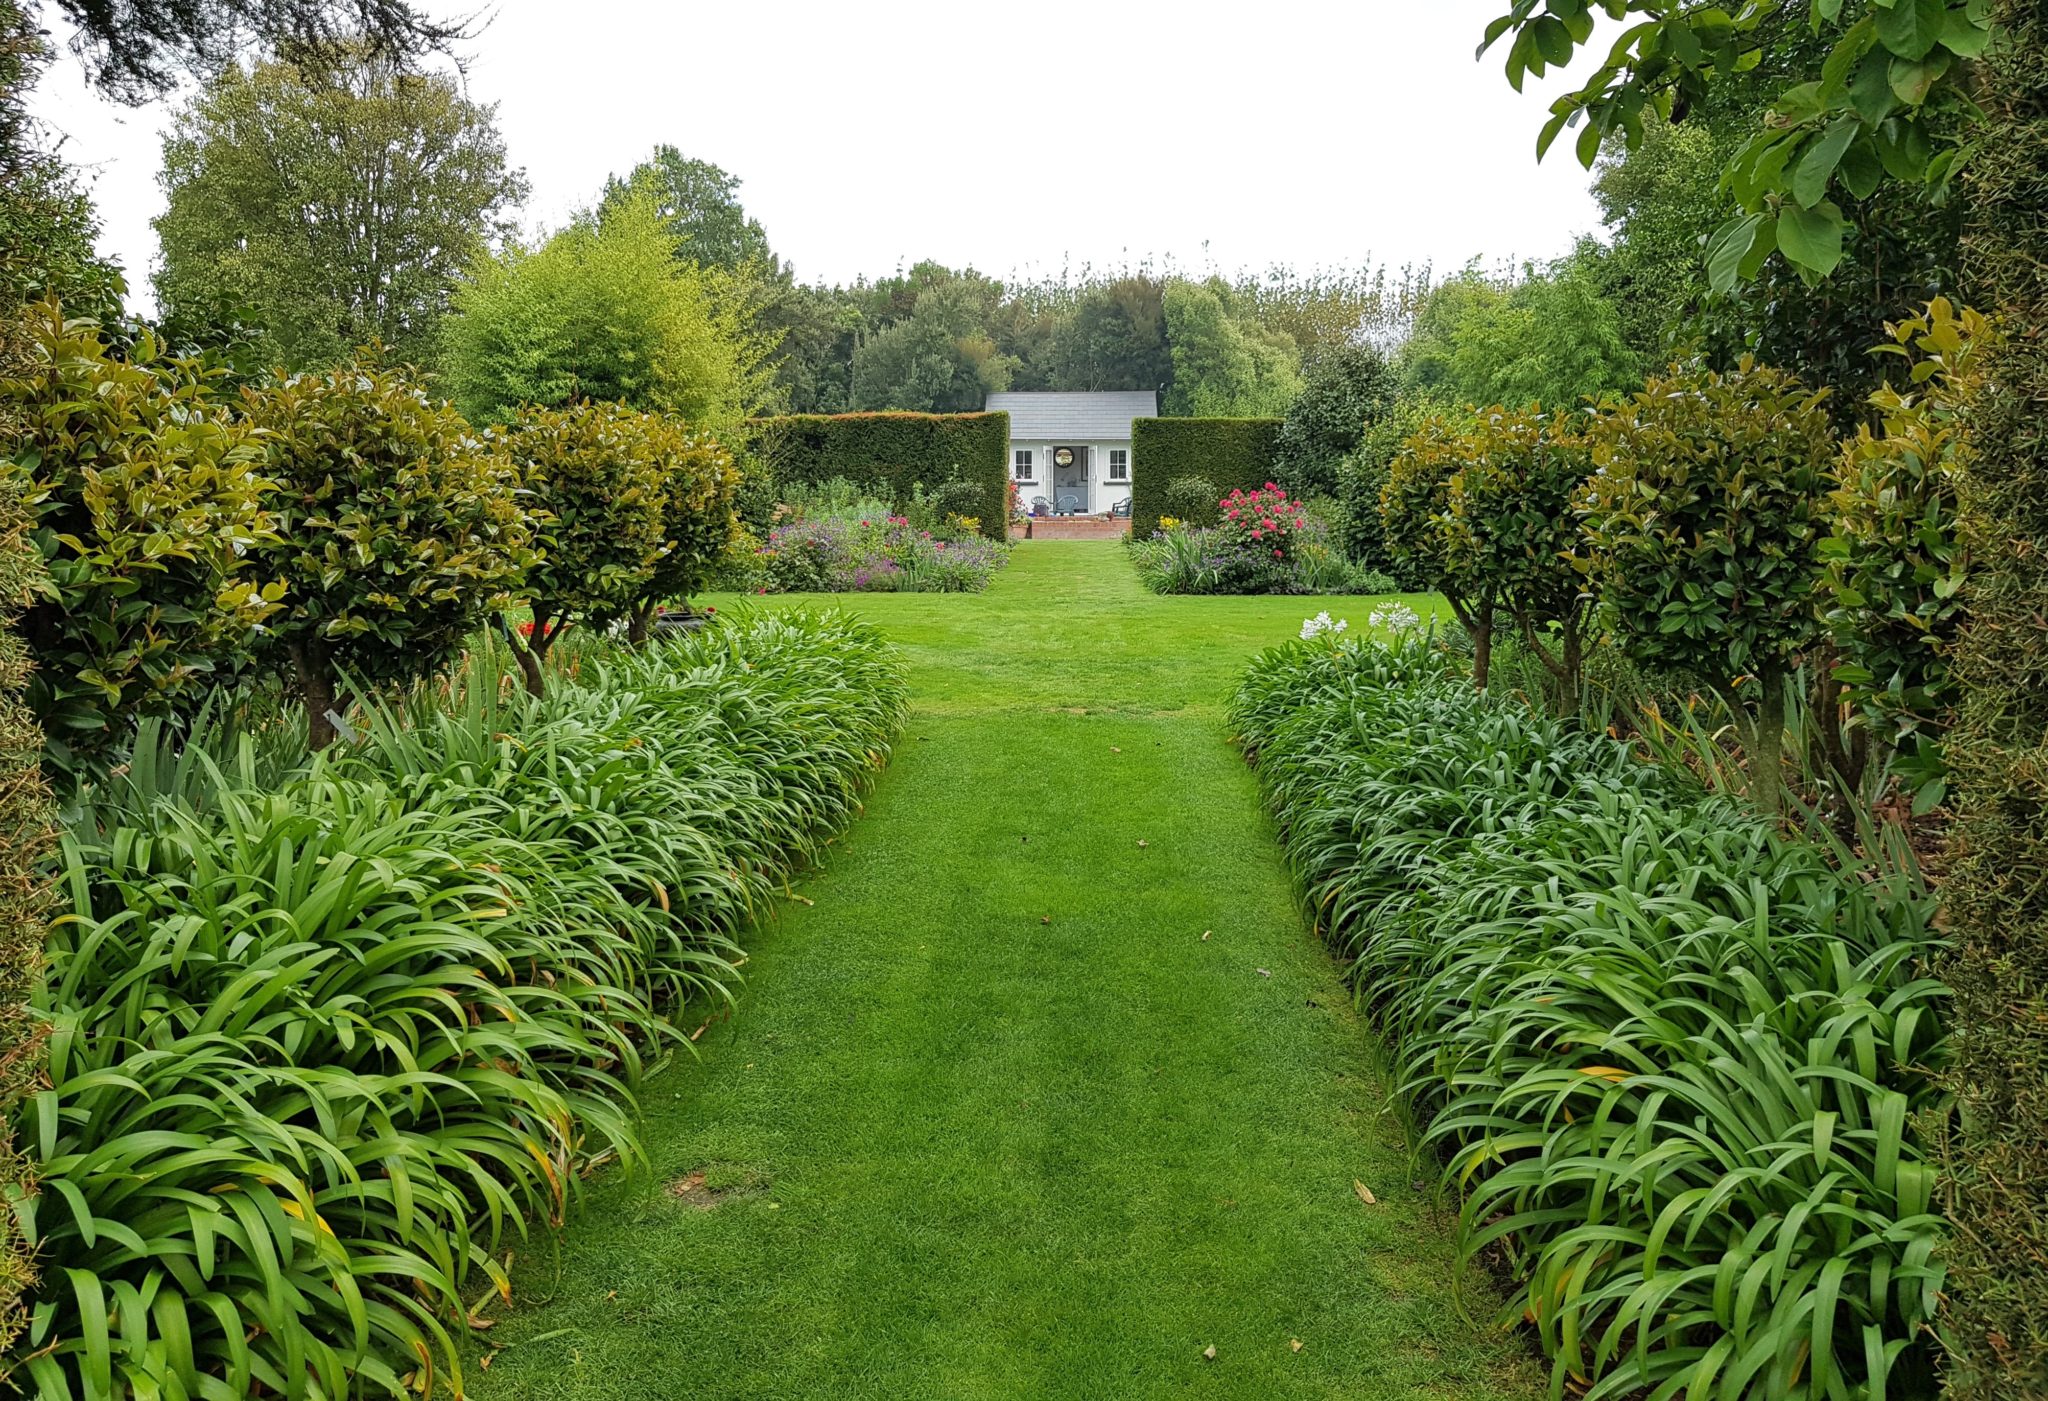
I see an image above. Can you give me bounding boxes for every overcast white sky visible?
[26,1,1609,314]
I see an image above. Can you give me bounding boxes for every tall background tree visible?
[848,262,1016,413]
[1161,278,1301,417]
[1398,254,1637,411]
[1045,276,1173,393]
[39,0,462,102]
[154,49,527,372]
[599,146,773,273]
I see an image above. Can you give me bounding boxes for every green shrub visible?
[1232,636,1947,1401]
[0,473,47,1356]
[241,352,535,746]
[1162,474,1220,526]
[1128,416,1281,538]
[1273,342,1395,498]
[1380,411,1502,684]
[746,411,1007,541]
[0,301,281,776]
[1582,359,1835,812]
[1443,406,1594,692]
[493,402,669,692]
[12,611,908,1397]
[1822,298,1988,804]
[1938,7,2048,1391]
[632,426,739,639]
[443,192,774,433]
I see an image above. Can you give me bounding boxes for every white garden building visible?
[987,390,1158,518]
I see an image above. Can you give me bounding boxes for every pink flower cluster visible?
[1220,483,1307,560]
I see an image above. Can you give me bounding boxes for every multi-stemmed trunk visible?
[1520,608,1586,702]
[498,611,566,698]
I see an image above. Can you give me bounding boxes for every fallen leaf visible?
[1110,746,1122,753]
[1256,968,1271,978]
[1202,1344,1217,1362]
[1137,839,1149,848]
[1201,930,1211,941]
[1353,1179,1377,1205]
[1041,915,1051,925]
[480,1353,496,1370]
[1289,1339,1303,1354]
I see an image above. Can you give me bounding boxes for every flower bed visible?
[17,612,906,1396]
[744,514,1008,594]
[1231,632,1948,1400]
[1130,484,1396,596]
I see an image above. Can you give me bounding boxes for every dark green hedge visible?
[1129,417,1282,538]
[1939,5,2048,1395]
[747,412,1009,541]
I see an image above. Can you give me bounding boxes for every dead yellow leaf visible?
[1289,1338,1304,1354]
[1353,1179,1377,1205]
[1201,1344,1217,1362]
[1576,1066,1630,1083]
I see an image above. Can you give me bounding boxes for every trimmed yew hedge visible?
[747,412,1008,541]
[1130,417,1283,538]
[1939,4,2048,1393]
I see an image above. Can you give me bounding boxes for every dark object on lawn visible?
[655,612,713,637]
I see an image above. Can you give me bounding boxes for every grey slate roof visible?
[985,391,1158,442]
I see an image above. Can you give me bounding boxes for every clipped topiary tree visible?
[242,351,533,746]
[629,426,738,642]
[0,301,280,776]
[1821,297,1989,808]
[1582,358,1835,812]
[492,401,668,694]
[1443,405,1594,692]
[1162,474,1220,527]
[1381,411,1501,685]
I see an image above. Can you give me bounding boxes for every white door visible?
[1052,446,1088,514]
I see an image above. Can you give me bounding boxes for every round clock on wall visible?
[1053,447,1075,468]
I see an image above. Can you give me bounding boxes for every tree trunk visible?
[494,613,550,698]
[1749,669,1787,815]
[628,604,653,646]
[1473,613,1493,691]
[511,639,545,698]
[291,639,338,751]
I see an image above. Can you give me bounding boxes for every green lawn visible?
[471,543,1536,1400]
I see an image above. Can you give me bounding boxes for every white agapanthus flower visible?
[1299,611,1350,641]
[1367,602,1422,633]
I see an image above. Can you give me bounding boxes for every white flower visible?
[1300,611,1350,641]
[1368,602,1421,633]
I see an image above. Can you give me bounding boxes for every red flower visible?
[517,620,536,639]
[1273,548,1283,559]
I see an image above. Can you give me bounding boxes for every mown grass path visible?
[474,543,1535,1400]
